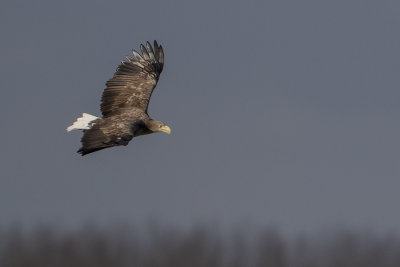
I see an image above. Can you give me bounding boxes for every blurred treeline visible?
[1,224,400,267]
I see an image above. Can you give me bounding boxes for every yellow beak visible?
[159,125,171,134]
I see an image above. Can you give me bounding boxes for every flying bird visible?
[67,41,171,155]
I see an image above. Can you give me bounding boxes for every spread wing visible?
[100,41,164,117]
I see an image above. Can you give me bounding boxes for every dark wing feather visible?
[78,116,144,156]
[100,41,164,117]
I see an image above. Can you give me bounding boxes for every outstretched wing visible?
[100,41,164,117]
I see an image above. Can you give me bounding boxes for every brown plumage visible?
[67,41,171,156]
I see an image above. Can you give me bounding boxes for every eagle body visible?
[67,41,170,156]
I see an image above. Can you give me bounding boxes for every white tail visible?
[66,113,99,132]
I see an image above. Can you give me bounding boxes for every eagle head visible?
[147,120,171,134]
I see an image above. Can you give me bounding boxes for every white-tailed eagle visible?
[67,41,170,156]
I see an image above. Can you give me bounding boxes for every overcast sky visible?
[1,0,400,235]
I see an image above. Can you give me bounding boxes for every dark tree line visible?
[1,225,399,267]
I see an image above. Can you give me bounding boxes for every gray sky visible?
[1,0,400,235]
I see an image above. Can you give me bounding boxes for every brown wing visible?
[100,41,164,117]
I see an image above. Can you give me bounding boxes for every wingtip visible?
[146,41,156,61]
[127,41,163,65]
[77,147,84,155]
